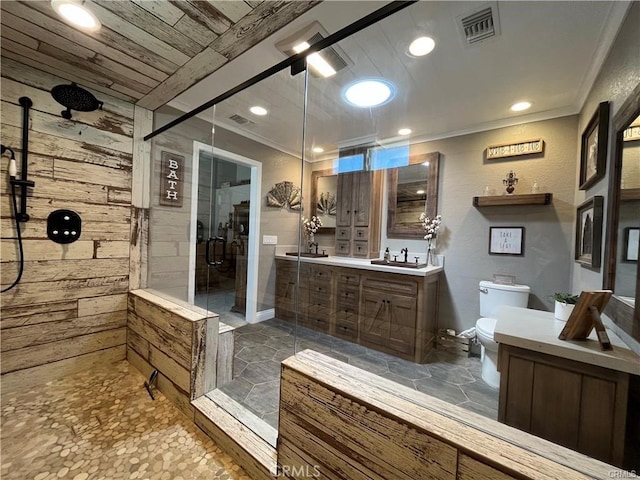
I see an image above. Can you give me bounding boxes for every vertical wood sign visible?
[160,151,184,207]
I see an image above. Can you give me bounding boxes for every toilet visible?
[476,280,530,388]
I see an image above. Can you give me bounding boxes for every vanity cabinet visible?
[498,344,635,467]
[275,259,440,363]
[335,171,383,258]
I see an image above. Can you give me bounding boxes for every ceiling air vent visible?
[458,4,500,45]
[229,114,254,126]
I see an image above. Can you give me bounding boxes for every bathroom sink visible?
[370,259,427,268]
[285,252,328,258]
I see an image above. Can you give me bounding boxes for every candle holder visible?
[503,170,518,194]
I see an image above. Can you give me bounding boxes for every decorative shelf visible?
[620,188,640,202]
[473,193,553,207]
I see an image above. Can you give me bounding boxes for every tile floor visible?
[0,361,250,480]
[219,318,498,429]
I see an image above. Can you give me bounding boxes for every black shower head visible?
[51,82,103,119]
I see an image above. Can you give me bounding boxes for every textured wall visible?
[0,59,133,391]
[572,2,640,349]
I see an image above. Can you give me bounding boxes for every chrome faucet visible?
[401,247,408,262]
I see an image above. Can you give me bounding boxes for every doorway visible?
[189,142,261,325]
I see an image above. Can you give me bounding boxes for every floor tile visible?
[239,360,281,385]
[414,376,469,404]
[235,345,277,363]
[428,364,476,385]
[0,361,250,480]
[244,381,281,416]
[218,377,254,403]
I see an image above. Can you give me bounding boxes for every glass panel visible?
[147,106,216,304]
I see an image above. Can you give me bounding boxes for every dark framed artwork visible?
[488,227,525,256]
[623,227,639,262]
[575,196,604,268]
[579,101,609,190]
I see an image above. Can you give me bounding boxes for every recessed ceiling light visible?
[312,147,324,153]
[422,161,430,166]
[249,106,268,116]
[510,101,532,112]
[416,190,425,194]
[343,79,395,108]
[51,0,101,31]
[398,128,412,136]
[408,36,435,57]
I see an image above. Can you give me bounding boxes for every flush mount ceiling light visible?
[408,36,435,57]
[398,128,412,136]
[51,0,101,31]
[510,101,532,112]
[312,146,324,153]
[293,42,336,78]
[249,106,268,116]
[343,79,395,108]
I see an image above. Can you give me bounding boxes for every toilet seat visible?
[476,317,496,341]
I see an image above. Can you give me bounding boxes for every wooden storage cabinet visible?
[498,344,631,466]
[274,260,440,363]
[335,171,383,258]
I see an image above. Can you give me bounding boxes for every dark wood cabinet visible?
[335,171,383,258]
[275,259,440,362]
[498,344,636,467]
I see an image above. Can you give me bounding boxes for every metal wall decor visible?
[266,181,301,210]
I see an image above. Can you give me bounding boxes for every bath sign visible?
[486,139,544,159]
[160,151,184,207]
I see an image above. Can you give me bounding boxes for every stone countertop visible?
[494,306,640,375]
[275,253,443,277]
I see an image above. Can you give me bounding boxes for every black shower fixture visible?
[51,82,103,119]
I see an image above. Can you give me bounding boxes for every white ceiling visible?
[170,1,631,159]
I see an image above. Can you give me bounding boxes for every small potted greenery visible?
[552,292,580,321]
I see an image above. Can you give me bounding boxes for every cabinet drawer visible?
[335,305,358,324]
[334,319,358,339]
[308,293,331,311]
[337,272,360,286]
[302,315,330,333]
[352,241,369,257]
[311,265,333,281]
[336,287,359,306]
[363,277,418,295]
[336,227,351,240]
[335,240,351,255]
[309,283,331,296]
[354,227,368,241]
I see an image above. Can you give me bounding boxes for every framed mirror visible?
[603,82,640,341]
[310,168,337,233]
[386,151,440,239]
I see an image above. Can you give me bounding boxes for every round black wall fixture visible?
[51,83,103,119]
[47,209,81,244]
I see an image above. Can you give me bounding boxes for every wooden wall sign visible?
[486,139,544,159]
[160,151,184,207]
[623,119,640,142]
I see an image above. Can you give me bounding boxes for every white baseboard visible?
[249,308,275,324]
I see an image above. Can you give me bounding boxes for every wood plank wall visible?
[278,350,620,480]
[126,289,218,419]
[0,58,134,393]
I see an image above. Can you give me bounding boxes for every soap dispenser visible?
[384,247,390,263]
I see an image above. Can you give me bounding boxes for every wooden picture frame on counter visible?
[558,290,613,350]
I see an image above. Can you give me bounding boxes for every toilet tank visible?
[479,280,530,318]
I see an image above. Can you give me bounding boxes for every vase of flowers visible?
[419,213,442,266]
[302,215,322,253]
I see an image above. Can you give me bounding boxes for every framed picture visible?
[574,196,604,268]
[623,227,639,262]
[579,101,609,190]
[489,227,525,256]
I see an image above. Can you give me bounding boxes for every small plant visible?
[552,292,580,305]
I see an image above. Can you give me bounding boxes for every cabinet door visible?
[387,293,417,354]
[353,171,371,227]
[360,291,389,348]
[336,173,353,227]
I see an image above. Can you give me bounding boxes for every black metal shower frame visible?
[143,0,417,142]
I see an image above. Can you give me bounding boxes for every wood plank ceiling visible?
[0,0,320,110]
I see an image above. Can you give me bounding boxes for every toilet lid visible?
[476,317,497,337]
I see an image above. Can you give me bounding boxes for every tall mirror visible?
[310,168,337,233]
[604,83,640,340]
[387,151,440,239]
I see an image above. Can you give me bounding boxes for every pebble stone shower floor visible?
[0,361,251,480]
